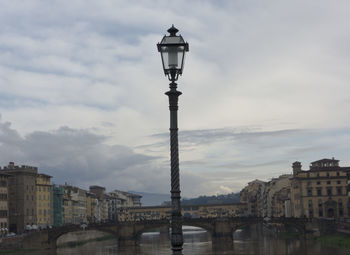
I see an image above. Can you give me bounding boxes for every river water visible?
[19,226,350,255]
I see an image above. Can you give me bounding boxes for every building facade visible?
[86,192,97,223]
[53,185,64,227]
[290,158,350,218]
[61,185,87,225]
[109,190,142,208]
[240,180,266,217]
[89,186,108,222]
[263,175,292,218]
[36,173,53,228]
[1,162,38,233]
[0,173,9,236]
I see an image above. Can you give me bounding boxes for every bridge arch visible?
[42,224,119,249]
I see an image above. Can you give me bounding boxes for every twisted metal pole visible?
[165,79,183,255]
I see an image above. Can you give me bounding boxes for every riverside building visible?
[290,158,350,218]
[0,172,9,236]
[36,173,53,228]
[1,162,38,233]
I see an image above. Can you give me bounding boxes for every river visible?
[16,226,350,255]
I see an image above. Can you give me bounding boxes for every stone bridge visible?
[19,217,332,249]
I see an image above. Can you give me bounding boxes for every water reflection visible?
[10,225,350,255]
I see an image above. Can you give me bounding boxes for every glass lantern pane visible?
[161,45,185,71]
[177,47,185,72]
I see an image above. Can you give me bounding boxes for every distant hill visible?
[181,193,240,205]
[129,191,170,206]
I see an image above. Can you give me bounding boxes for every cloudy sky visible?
[1,0,350,198]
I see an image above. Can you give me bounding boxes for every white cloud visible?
[0,0,350,196]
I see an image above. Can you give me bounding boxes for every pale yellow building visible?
[264,175,292,218]
[36,173,52,227]
[291,158,350,218]
[86,192,98,223]
[271,186,291,217]
[62,190,73,225]
[61,185,87,225]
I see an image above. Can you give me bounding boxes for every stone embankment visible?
[57,230,111,247]
[0,230,112,251]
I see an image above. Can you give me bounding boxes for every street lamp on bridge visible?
[157,25,189,255]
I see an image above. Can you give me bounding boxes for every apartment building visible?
[109,190,142,208]
[61,185,87,225]
[290,158,350,218]
[36,173,53,228]
[263,175,292,218]
[86,192,98,223]
[0,173,9,236]
[53,185,64,227]
[89,186,108,222]
[1,162,38,233]
[240,179,265,217]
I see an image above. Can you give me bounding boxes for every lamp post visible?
[157,25,189,255]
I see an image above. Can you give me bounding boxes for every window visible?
[317,188,322,196]
[337,188,342,195]
[337,181,341,184]
[327,181,331,185]
[327,188,332,196]
[317,181,321,185]
[339,199,343,217]
[318,201,323,217]
[327,172,330,177]
[307,188,313,196]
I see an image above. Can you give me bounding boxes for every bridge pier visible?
[211,219,233,249]
[117,225,140,246]
[118,236,140,246]
[159,225,170,236]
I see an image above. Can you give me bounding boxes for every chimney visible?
[8,162,15,169]
[292,161,302,176]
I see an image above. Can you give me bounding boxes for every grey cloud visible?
[219,160,288,170]
[150,127,304,147]
[0,119,163,192]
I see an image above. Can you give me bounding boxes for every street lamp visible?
[157,25,189,255]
